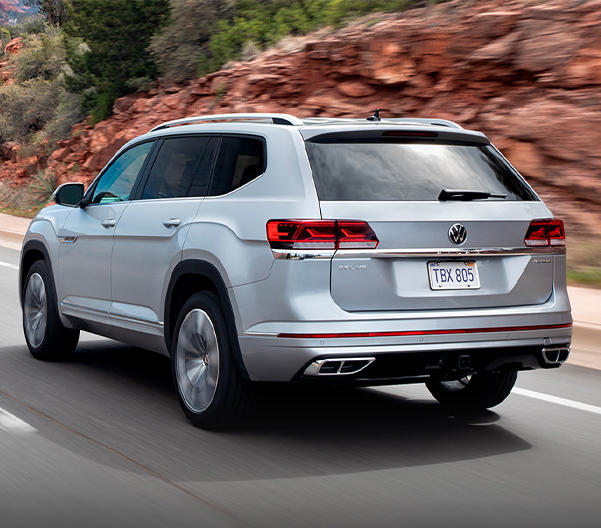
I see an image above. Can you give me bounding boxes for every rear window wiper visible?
[438,189,508,201]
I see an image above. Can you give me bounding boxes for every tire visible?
[172,292,255,430]
[22,260,80,361]
[426,371,518,409]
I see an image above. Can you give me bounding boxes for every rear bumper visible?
[238,313,572,382]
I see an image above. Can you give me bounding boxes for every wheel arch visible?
[20,240,53,309]
[164,259,250,380]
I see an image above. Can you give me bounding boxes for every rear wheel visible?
[172,292,255,429]
[23,260,79,361]
[426,371,517,409]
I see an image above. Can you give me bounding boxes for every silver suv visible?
[19,113,572,429]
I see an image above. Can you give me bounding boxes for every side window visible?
[209,136,265,196]
[91,141,153,204]
[141,136,209,200]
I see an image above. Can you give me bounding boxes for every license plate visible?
[428,261,480,290]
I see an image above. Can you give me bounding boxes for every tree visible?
[149,0,234,83]
[63,0,168,124]
[23,0,67,26]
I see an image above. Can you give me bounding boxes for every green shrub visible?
[9,14,48,38]
[89,91,116,126]
[34,89,85,152]
[29,168,59,204]
[0,22,81,149]
[149,0,233,83]
[0,27,11,50]
[13,28,65,82]
[0,80,63,143]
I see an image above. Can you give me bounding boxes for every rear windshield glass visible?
[305,141,538,201]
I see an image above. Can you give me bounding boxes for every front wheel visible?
[23,260,79,361]
[172,292,255,429]
[426,371,518,409]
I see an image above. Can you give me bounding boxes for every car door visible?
[109,135,218,354]
[57,140,155,334]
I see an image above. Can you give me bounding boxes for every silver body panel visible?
[20,118,572,381]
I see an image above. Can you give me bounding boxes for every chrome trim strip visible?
[334,247,564,259]
[108,312,164,331]
[61,301,164,332]
[61,301,106,318]
[58,236,78,244]
[272,250,336,260]
[240,331,279,337]
[272,246,563,260]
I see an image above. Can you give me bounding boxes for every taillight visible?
[337,221,379,249]
[267,220,379,250]
[525,219,565,247]
[267,220,336,249]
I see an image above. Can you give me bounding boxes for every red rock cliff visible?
[5,0,601,234]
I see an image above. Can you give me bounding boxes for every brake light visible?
[267,220,379,250]
[524,219,565,247]
[382,131,438,138]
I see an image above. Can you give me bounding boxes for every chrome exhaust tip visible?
[303,357,375,377]
[542,346,570,365]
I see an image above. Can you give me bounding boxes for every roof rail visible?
[149,113,304,132]
[386,118,463,129]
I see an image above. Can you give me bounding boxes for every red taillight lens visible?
[547,219,565,246]
[337,221,379,249]
[525,219,565,247]
[267,220,379,250]
[267,220,336,249]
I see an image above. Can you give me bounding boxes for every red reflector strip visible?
[277,323,572,339]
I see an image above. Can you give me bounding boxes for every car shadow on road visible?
[2,340,532,483]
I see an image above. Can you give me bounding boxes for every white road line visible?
[514,387,601,416]
[0,408,37,433]
[0,260,18,270]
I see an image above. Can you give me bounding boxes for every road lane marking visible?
[514,387,601,416]
[0,408,37,433]
[0,260,18,270]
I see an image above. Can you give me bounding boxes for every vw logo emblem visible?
[449,223,467,245]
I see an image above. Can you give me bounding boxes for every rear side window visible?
[209,136,265,196]
[305,141,538,201]
[142,136,209,200]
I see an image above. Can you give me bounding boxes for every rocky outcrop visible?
[4,0,601,234]
[0,37,22,84]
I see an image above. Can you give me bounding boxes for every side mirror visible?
[53,182,85,207]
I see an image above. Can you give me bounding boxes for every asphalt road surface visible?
[1,244,600,528]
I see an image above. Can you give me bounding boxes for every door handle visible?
[163,218,181,228]
[101,219,117,228]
